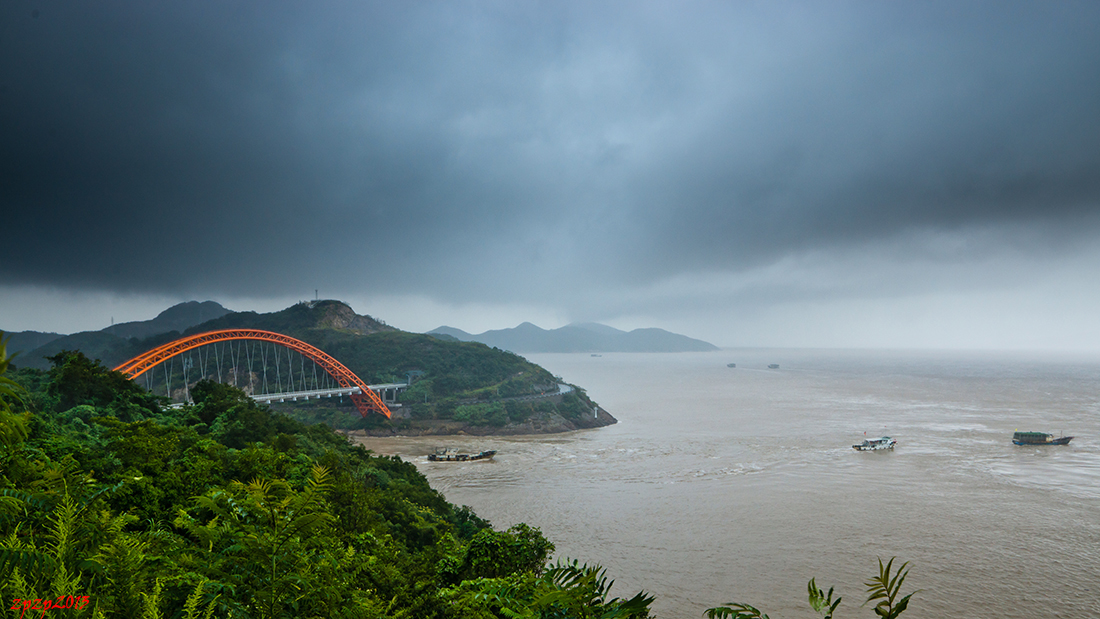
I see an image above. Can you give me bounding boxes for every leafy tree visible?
[45,351,160,418]
[194,382,304,449]
[190,379,253,425]
[441,523,555,584]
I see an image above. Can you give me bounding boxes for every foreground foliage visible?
[0,341,653,618]
[703,558,917,619]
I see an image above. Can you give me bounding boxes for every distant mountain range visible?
[428,322,718,353]
[3,301,234,369]
[4,331,65,356]
[4,300,233,359]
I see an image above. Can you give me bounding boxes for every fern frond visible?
[182,578,207,619]
[141,577,163,619]
[0,547,56,576]
[0,488,50,512]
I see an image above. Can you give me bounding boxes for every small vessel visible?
[853,436,896,451]
[428,448,497,462]
[591,354,603,357]
[768,364,779,369]
[727,363,736,368]
[1012,431,1073,446]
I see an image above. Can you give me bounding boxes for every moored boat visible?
[853,436,896,451]
[1012,431,1073,446]
[428,448,497,462]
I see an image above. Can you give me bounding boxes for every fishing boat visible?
[853,436,896,451]
[1012,431,1073,446]
[427,448,497,462]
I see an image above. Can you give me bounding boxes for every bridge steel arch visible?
[113,329,391,418]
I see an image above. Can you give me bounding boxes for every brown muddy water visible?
[356,350,1100,618]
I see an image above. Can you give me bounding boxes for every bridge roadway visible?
[166,382,408,409]
[252,382,408,405]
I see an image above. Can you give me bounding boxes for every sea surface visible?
[355,350,1100,618]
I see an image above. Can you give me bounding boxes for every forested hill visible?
[104,300,232,339]
[10,300,615,435]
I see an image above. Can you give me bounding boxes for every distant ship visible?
[768,364,779,369]
[1012,431,1072,446]
[727,363,736,368]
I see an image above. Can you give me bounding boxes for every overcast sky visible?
[3,1,1099,349]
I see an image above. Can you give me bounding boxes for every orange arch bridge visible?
[113,329,391,418]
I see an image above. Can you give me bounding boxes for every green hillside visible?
[15,301,614,435]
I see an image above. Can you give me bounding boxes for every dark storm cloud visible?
[621,3,1100,279]
[2,1,1098,304]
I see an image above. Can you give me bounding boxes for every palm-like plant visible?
[863,557,918,619]
[705,558,915,619]
[808,578,841,619]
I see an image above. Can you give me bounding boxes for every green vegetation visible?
[13,301,610,435]
[704,558,917,619]
[0,335,651,618]
[862,558,918,619]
